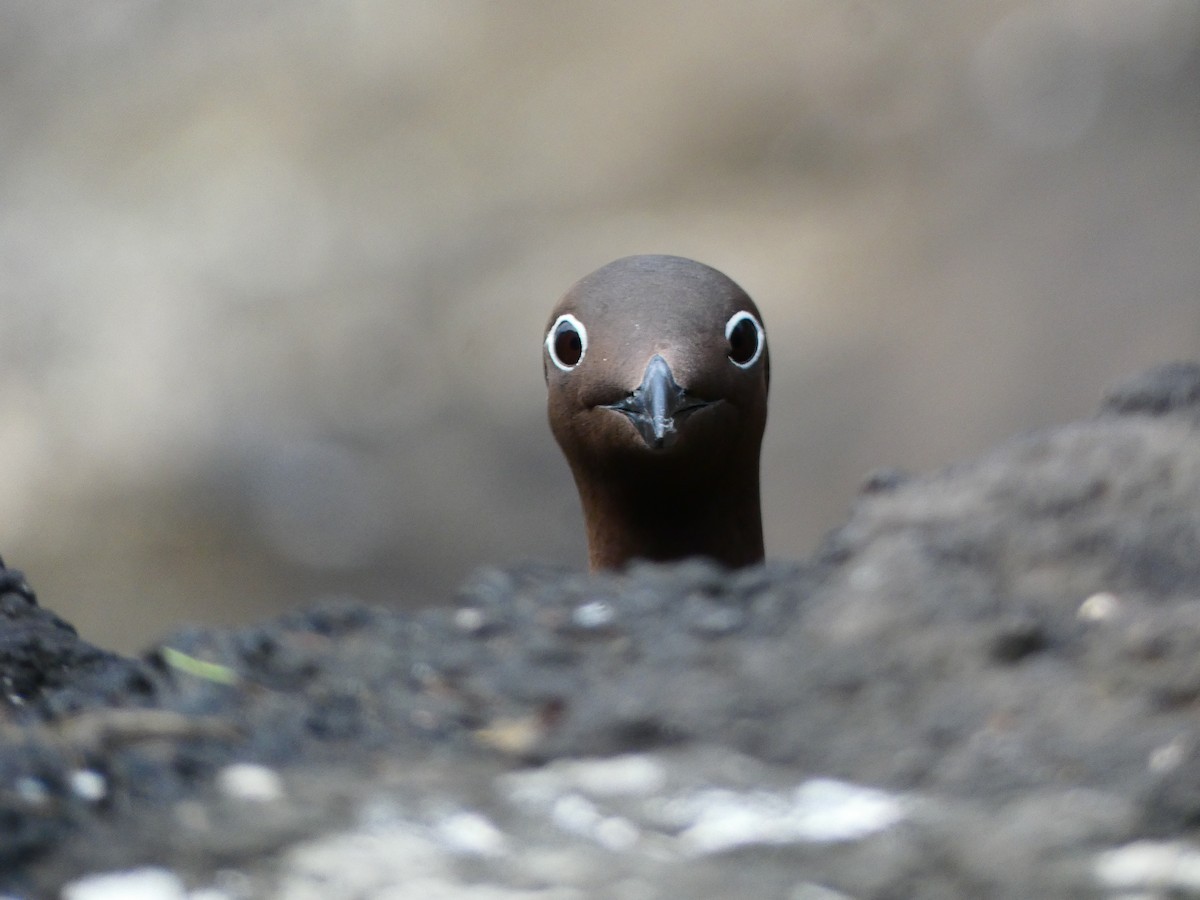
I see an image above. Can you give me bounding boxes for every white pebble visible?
[453,607,486,632]
[572,600,615,629]
[435,810,508,857]
[792,779,907,842]
[1095,840,1200,891]
[70,769,108,802]
[567,754,668,798]
[1078,591,1121,621]
[216,763,284,803]
[678,779,906,855]
[61,867,188,900]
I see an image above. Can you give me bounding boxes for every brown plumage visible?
[544,255,769,570]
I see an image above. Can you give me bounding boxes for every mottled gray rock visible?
[6,362,1200,897]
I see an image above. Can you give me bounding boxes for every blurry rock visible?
[1099,361,1200,420]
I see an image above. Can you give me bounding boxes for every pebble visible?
[453,606,487,633]
[572,599,616,630]
[69,769,108,803]
[216,763,284,803]
[562,754,668,798]
[1095,840,1200,892]
[677,778,906,855]
[1079,591,1122,622]
[61,868,188,900]
[435,810,508,857]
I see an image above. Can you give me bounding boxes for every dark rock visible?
[7,363,1200,896]
[1100,361,1200,419]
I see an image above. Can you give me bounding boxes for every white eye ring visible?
[546,313,588,371]
[725,310,765,369]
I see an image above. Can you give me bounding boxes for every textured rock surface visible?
[4,363,1200,897]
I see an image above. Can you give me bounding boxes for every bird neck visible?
[575,460,764,570]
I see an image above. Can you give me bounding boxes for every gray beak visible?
[603,354,713,449]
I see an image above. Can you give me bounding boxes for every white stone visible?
[1095,840,1200,892]
[453,606,486,632]
[435,810,508,857]
[566,754,667,798]
[61,868,188,900]
[572,600,615,629]
[216,762,284,803]
[69,769,108,802]
[1078,591,1121,621]
[678,778,906,855]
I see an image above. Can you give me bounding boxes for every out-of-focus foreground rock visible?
[0,363,1199,897]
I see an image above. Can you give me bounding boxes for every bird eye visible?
[546,314,587,371]
[725,311,765,368]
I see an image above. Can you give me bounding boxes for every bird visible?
[543,254,769,570]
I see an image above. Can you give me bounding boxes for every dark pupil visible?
[554,324,582,366]
[728,318,758,364]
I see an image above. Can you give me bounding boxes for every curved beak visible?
[602,354,714,449]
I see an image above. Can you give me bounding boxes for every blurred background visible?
[1,1,1197,652]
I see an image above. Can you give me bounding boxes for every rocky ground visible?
[4,362,1200,899]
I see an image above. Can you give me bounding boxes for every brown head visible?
[543,255,769,570]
